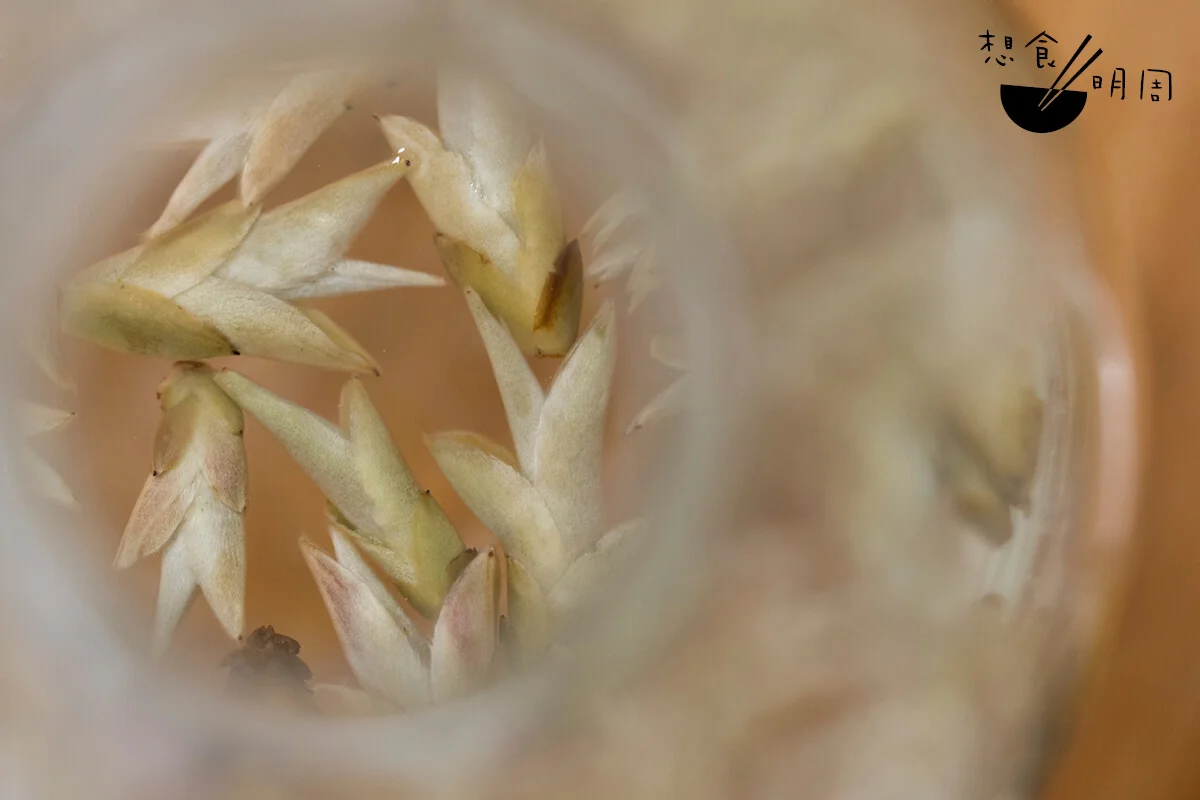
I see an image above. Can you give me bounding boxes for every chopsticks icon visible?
[1039,35,1103,111]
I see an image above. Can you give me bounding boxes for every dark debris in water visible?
[219,625,314,704]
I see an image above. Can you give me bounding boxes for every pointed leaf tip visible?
[532,300,618,560]
[626,377,687,435]
[338,378,464,615]
[213,370,372,529]
[218,160,417,300]
[301,539,429,708]
[325,518,425,650]
[430,547,500,701]
[148,131,252,238]
[426,431,565,588]
[20,403,76,437]
[25,447,77,508]
[462,289,544,474]
[241,68,365,205]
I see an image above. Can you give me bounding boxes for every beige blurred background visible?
[8,0,1200,797]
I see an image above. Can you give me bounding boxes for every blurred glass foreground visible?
[0,0,1135,798]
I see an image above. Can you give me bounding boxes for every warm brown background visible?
[995,1,1200,798]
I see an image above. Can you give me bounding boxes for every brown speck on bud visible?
[446,548,478,583]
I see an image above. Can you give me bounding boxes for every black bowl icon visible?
[1000,84,1088,133]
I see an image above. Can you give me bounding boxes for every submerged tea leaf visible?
[154,495,244,657]
[533,304,617,560]
[435,299,618,576]
[241,68,368,205]
[62,171,426,372]
[937,352,1044,545]
[328,516,427,651]
[436,68,534,226]
[123,200,262,297]
[379,115,519,273]
[628,336,689,434]
[174,277,379,373]
[148,131,252,239]
[302,539,429,709]
[214,371,464,617]
[430,548,500,701]
[426,297,636,645]
[217,159,444,300]
[25,319,76,393]
[23,445,76,507]
[626,377,688,435]
[60,280,235,360]
[945,363,1044,513]
[304,541,506,707]
[113,363,247,656]
[427,430,565,588]
[582,190,662,313]
[20,403,74,437]
[461,289,543,472]
[148,67,365,236]
[580,191,649,256]
[379,70,580,355]
[19,398,76,506]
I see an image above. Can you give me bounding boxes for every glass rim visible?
[0,0,747,784]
